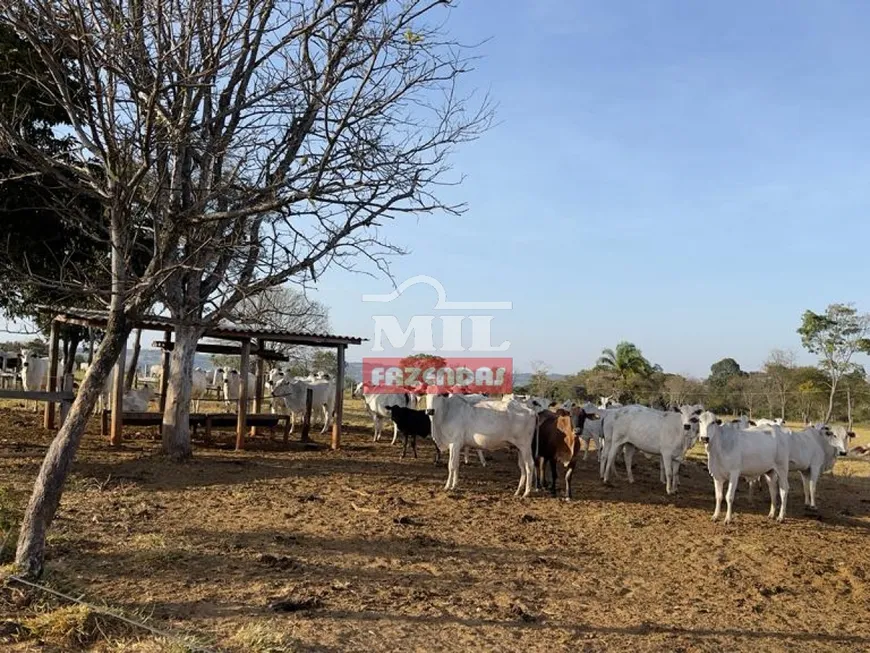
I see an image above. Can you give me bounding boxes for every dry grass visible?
[0,401,869,652]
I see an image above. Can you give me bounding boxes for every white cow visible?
[149,364,163,379]
[425,393,537,496]
[20,350,48,411]
[272,377,335,434]
[781,424,850,510]
[598,395,623,409]
[362,391,417,443]
[222,370,255,412]
[602,404,702,494]
[754,418,785,427]
[698,411,790,523]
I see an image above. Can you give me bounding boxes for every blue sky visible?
[311,0,870,376]
[4,1,868,377]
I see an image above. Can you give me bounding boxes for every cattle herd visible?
[1,348,860,524]
[353,385,857,524]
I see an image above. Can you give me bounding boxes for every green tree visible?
[527,360,553,398]
[798,303,870,422]
[595,342,653,397]
[0,24,103,376]
[311,350,338,377]
[706,358,745,413]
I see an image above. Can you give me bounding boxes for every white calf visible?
[222,370,255,412]
[20,350,48,412]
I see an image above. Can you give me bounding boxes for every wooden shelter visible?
[45,308,364,450]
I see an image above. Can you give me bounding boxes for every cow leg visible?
[798,471,809,506]
[320,405,330,434]
[549,458,558,497]
[808,466,820,509]
[564,465,574,501]
[724,470,740,524]
[776,469,789,522]
[582,438,590,461]
[602,439,619,484]
[463,447,470,465]
[401,431,409,459]
[712,477,724,521]
[663,458,680,494]
[477,449,486,467]
[764,473,777,518]
[372,414,381,442]
[446,441,461,490]
[412,432,418,459]
[622,445,636,484]
[515,446,535,498]
[671,459,681,492]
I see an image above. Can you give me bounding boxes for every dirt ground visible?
[1,399,869,652]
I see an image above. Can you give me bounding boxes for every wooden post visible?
[59,374,74,426]
[301,388,314,443]
[331,345,346,450]
[158,328,171,414]
[251,338,265,437]
[235,339,251,450]
[109,341,127,446]
[43,320,60,429]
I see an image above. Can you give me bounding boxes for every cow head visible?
[697,411,722,444]
[826,425,853,456]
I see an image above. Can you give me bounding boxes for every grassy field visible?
[1,398,869,652]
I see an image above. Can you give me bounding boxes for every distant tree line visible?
[516,303,870,426]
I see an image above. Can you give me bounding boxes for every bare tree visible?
[763,349,796,421]
[1,0,491,577]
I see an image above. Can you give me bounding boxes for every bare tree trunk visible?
[15,316,128,578]
[779,390,786,421]
[161,324,203,461]
[825,381,837,423]
[125,328,142,390]
[847,385,853,431]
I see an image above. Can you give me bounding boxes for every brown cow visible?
[533,407,594,499]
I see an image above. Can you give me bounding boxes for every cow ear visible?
[748,420,756,426]
[672,406,680,412]
[692,408,703,416]
[715,419,722,425]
